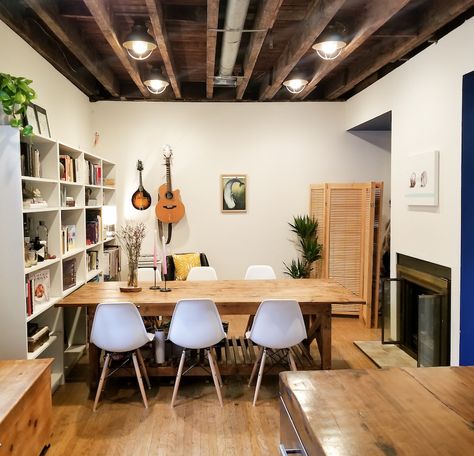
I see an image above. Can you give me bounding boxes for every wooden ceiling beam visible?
[0,0,100,97]
[236,0,283,100]
[23,0,119,97]
[83,0,150,98]
[145,0,182,99]
[206,0,220,99]
[324,0,474,100]
[294,0,410,100]
[259,0,345,100]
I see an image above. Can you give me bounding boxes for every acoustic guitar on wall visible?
[131,160,152,210]
[155,145,185,224]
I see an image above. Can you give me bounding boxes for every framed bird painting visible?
[221,174,246,213]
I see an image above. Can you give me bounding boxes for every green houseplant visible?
[0,72,36,136]
[284,215,322,278]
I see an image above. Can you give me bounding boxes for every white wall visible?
[0,20,93,149]
[345,16,474,365]
[91,102,391,279]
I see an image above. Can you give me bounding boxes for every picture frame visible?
[34,104,51,137]
[24,103,40,135]
[405,150,439,206]
[221,174,246,212]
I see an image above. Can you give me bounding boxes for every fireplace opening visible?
[382,254,451,366]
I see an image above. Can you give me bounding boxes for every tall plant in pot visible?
[284,215,322,278]
[0,72,36,136]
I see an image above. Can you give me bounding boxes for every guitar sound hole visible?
[166,192,173,199]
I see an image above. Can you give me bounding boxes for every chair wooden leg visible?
[208,349,223,407]
[171,349,186,408]
[248,346,263,386]
[288,349,297,371]
[93,353,110,412]
[132,352,149,409]
[211,348,223,387]
[252,348,267,406]
[136,349,151,389]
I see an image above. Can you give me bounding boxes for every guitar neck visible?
[166,158,172,192]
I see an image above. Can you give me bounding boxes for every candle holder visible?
[149,266,161,290]
[160,275,171,292]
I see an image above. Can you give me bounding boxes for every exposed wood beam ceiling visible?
[2,0,473,102]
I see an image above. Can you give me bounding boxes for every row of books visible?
[25,269,50,317]
[61,224,77,253]
[59,154,80,182]
[86,214,102,245]
[20,143,41,178]
[104,245,120,281]
[85,160,102,185]
[87,250,99,272]
[63,258,76,291]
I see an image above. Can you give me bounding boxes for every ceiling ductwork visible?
[215,0,250,87]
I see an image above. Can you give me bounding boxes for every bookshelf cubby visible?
[0,126,116,391]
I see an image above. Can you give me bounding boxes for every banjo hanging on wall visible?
[131,160,152,210]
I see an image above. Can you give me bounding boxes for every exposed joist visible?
[0,0,99,97]
[145,0,182,99]
[236,0,283,100]
[324,0,474,100]
[83,0,150,98]
[206,0,220,99]
[259,0,345,100]
[294,0,410,100]
[23,0,119,97]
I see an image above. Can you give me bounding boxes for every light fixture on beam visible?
[283,77,308,94]
[122,20,157,60]
[144,67,169,94]
[312,23,347,61]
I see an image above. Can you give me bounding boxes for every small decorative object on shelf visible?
[116,221,146,292]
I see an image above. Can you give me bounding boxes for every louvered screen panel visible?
[371,183,384,327]
[327,187,364,315]
[309,185,326,278]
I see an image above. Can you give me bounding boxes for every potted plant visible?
[0,72,36,136]
[284,215,322,278]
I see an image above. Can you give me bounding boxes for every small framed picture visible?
[221,174,246,212]
[34,104,51,137]
[24,103,40,135]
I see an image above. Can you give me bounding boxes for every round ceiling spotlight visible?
[122,20,157,60]
[144,67,169,94]
[283,78,308,94]
[312,23,347,61]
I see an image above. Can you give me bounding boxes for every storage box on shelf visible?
[0,126,116,389]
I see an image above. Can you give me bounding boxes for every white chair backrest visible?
[91,302,151,353]
[249,299,307,349]
[187,266,218,281]
[169,299,226,349]
[244,265,276,280]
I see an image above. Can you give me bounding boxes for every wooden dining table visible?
[58,278,364,386]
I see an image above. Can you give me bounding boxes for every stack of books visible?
[86,214,102,245]
[20,143,41,177]
[59,154,80,182]
[25,269,50,316]
[85,159,102,185]
[104,245,120,281]
[63,258,77,290]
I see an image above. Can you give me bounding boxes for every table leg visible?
[87,308,100,391]
[305,305,332,370]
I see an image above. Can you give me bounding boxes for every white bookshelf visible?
[0,126,116,390]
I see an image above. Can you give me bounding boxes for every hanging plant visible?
[0,73,36,136]
[284,215,322,278]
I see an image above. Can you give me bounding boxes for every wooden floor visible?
[48,317,380,456]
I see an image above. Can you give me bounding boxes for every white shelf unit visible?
[0,126,116,390]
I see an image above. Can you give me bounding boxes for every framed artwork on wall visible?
[24,103,40,135]
[405,150,439,206]
[34,104,51,137]
[221,174,246,212]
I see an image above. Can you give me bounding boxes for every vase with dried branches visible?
[116,221,146,290]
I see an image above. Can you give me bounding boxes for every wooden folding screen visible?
[310,182,383,328]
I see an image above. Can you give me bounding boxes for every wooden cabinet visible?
[0,359,53,456]
[310,182,383,327]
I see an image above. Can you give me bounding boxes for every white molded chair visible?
[187,266,218,281]
[90,302,154,411]
[168,298,226,407]
[244,265,276,280]
[247,299,307,406]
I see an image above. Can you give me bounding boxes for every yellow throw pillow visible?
[173,253,201,280]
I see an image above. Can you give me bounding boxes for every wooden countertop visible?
[280,367,474,455]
